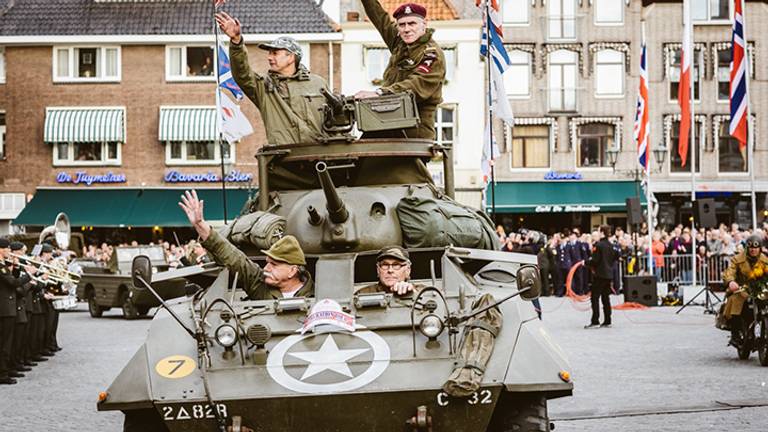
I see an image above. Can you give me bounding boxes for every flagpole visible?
[484,0,497,224]
[742,1,757,230]
[212,2,228,224]
[642,21,654,274]
[683,0,697,288]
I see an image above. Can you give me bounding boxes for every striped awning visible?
[44,108,125,143]
[158,107,217,142]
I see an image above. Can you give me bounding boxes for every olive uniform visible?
[361,0,445,140]
[722,250,768,319]
[201,230,313,300]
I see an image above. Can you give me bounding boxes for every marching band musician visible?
[39,244,63,354]
[0,238,31,385]
[9,242,33,376]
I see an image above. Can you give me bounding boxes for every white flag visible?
[217,90,254,144]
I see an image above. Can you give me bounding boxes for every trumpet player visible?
[0,238,31,385]
[39,244,63,354]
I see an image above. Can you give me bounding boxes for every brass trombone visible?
[1,257,72,285]
[8,252,81,283]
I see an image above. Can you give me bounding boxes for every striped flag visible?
[729,0,748,149]
[634,35,650,172]
[218,43,245,100]
[477,0,514,125]
[677,0,692,168]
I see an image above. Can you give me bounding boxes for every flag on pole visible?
[677,1,692,168]
[634,34,650,172]
[217,43,245,101]
[729,0,748,149]
[217,90,254,144]
[477,0,514,125]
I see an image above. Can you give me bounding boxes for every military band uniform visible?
[11,275,30,371]
[201,229,313,300]
[0,262,29,382]
[361,0,445,140]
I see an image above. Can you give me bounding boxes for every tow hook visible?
[229,416,254,432]
[406,405,432,431]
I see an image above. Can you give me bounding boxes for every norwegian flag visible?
[477,0,514,126]
[634,36,649,172]
[218,43,245,100]
[677,0,693,168]
[729,0,748,150]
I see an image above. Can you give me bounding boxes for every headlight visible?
[215,324,238,348]
[419,314,444,339]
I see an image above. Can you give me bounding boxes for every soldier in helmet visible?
[179,190,313,300]
[722,233,768,346]
[356,1,445,140]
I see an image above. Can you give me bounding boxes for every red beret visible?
[393,3,427,20]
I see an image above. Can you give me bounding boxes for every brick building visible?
[0,0,341,241]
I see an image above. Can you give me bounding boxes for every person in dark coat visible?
[0,238,30,384]
[585,225,619,328]
[556,230,574,297]
[569,231,584,295]
[9,242,32,374]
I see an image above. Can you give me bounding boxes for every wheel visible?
[758,316,768,366]
[123,408,169,432]
[120,290,139,320]
[737,326,752,360]
[486,392,550,432]
[137,307,150,316]
[87,289,103,318]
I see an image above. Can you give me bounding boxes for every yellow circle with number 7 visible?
[155,355,196,379]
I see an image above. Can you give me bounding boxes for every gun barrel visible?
[320,87,344,113]
[315,162,348,224]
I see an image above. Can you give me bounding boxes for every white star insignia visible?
[288,334,370,381]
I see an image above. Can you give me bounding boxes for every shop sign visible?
[56,171,127,186]
[535,205,601,213]
[543,171,583,181]
[164,170,253,183]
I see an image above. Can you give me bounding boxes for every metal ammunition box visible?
[355,92,420,132]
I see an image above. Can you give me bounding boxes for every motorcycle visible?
[729,285,768,366]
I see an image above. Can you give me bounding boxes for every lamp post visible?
[606,146,620,172]
[653,143,668,172]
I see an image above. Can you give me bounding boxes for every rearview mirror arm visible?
[133,273,197,339]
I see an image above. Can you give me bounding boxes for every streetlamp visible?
[606,145,620,172]
[653,142,668,172]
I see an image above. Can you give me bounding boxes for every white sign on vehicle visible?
[267,331,390,394]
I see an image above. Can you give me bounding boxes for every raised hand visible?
[215,11,242,44]
[179,190,212,241]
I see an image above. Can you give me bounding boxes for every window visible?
[53,46,120,82]
[693,0,730,22]
[435,106,456,147]
[505,49,531,97]
[166,46,215,81]
[443,47,456,82]
[165,141,233,165]
[502,0,529,25]
[594,49,624,97]
[577,123,614,167]
[0,112,5,159]
[668,47,702,102]
[53,141,121,165]
[669,120,703,173]
[594,0,623,24]
[548,0,576,40]
[511,125,550,168]
[366,47,391,84]
[299,43,311,69]
[548,50,577,112]
[0,47,5,83]
[718,120,748,172]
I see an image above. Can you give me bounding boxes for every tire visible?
[123,408,169,432]
[87,288,103,318]
[121,289,139,320]
[487,392,550,432]
[737,326,752,360]
[758,316,768,367]
[137,307,150,316]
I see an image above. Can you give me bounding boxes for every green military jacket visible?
[201,229,314,300]
[362,0,445,140]
[722,251,768,318]
[229,40,329,145]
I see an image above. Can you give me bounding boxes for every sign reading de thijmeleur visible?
[56,171,127,186]
[164,170,253,183]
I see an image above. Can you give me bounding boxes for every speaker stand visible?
[675,231,722,315]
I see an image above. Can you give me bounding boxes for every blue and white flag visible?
[218,43,245,101]
[217,90,253,144]
[478,0,514,126]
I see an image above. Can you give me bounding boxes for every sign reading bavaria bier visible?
[164,170,253,183]
[56,171,127,186]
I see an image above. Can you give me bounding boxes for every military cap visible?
[9,242,24,251]
[0,238,9,249]
[41,244,54,254]
[393,3,427,20]
[377,245,410,263]
[261,235,306,266]
[746,233,764,249]
[258,36,303,60]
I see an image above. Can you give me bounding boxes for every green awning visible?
[13,188,251,227]
[158,107,217,141]
[44,108,125,143]
[486,181,646,214]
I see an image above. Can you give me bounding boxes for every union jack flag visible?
[729,0,748,149]
[634,37,649,172]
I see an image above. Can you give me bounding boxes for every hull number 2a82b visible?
[436,389,493,407]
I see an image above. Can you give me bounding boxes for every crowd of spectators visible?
[81,239,209,268]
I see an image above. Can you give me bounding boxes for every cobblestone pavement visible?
[1,297,767,431]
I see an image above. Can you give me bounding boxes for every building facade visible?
[0,0,341,241]
[491,0,768,234]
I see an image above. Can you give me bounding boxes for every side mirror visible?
[132,255,152,290]
[516,265,541,301]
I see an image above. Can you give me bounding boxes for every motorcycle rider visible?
[721,233,768,346]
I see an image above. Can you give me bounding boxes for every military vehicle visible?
[98,92,573,431]
[77,245,191,319]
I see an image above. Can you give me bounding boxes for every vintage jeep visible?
[76,245,188,319]
[98,92,573,431]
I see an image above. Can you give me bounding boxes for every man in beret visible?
[357,246,420,296]
[356,1,445,140]
[179,190,313,300]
